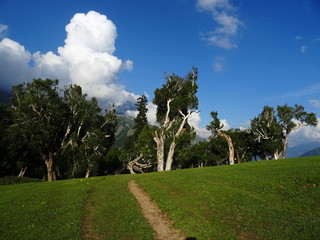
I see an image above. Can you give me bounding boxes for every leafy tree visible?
[60,86,117,178]
[9,79,68,181]
[121,96,155,174]
[0,101,14,177]
[8,80,117,180]
[227,129,252,163]
[277,104,317,158]
[133,95,148,137]
[206,111,235,165]
[153,68,198,171]
[250,106,283,160]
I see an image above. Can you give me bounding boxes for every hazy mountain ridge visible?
[300,147,320,157]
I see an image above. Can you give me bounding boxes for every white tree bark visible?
[17,167,27,178]
[217,130,235,165]
[165,110,192,171]
[153,130,165,172]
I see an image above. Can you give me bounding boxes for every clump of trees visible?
[1,79,117,181]
[0,71,318,180]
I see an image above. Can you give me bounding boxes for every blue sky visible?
[0,0,320,144]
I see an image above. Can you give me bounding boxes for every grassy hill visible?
[1,157,320,239]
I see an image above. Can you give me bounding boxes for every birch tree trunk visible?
[218,131,235,165]
[85,169,90,178]
[282,133,289,159]
[165,110,192,171]
[165,141,176,171]
[44,152,56,181]
[17,167,27,178]
[153,130,165,172]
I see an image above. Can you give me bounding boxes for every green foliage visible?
[133,95,148,137]
[227,129,253,163]
[6,79,117,180]
[10,79,67,157]
[0,176,42,186]
[206,111,224,134]
[251,106,284,159]
[153,67,198,123]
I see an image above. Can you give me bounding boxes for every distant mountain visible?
[114,115,135,147]
[286,142,320,158]
[300,147,320,157]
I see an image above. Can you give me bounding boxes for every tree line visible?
[0,69,317,180]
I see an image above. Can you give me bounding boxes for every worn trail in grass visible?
[128,180,185,240]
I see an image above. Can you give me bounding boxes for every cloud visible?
[188,111,211,139]
[213,57,224,72]
[0,11,137,109]
[220,119,230,130]
[295,35,302,40]
[279,84,320,98]
[288,119,320,147]
[0,38,35,90]
[309,99,320,108]
[197,0,242,49]
[301,45,307,53]
[312,37,320,42]
[125,102,158,126]
[0,24,8,38]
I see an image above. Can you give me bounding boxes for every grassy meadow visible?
[1,157,320,240]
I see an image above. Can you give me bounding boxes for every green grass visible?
[0,179,88,240]
[135,157,320,239]
[1,157,319,240]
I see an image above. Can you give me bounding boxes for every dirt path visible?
[128,181,186,240]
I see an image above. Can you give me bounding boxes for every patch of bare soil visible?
[82,191,100,240]
[128,180,186,240]
[239,231,259,240]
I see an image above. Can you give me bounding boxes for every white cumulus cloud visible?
[0,11,137,109]
[197,0,242,49]
[309,99,320,108]
[288,119,320,147]
[0,38,34,90]
[188,112,211,139]
[0,24,8,38]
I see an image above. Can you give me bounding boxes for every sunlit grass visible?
[1,157,319,240]
[135,157,320,239]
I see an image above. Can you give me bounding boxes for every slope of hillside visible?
[1,157,319,239]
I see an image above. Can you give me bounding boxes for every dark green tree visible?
[227,129,252,163]
[60,85,117,178]
[0,101,14,177]
[9,79,68,181]
[277,104,317,158]
[206,111,235,165]
[250,106,283,160]
[133,95,148,137]
[121,96,156,174]
[153,68,198,171]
